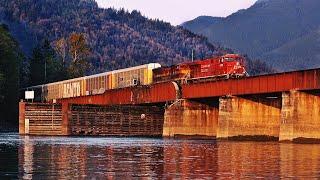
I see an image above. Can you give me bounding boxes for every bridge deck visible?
[58,82,178,105]
[183,68,320,99]
[58,68,320,105]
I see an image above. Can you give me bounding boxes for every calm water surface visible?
[1,133,320,179]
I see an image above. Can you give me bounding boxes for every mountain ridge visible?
[182,0,320,71]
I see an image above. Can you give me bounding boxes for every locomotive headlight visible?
[235,62,240,69]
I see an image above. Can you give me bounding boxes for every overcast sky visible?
[96,0,257,25]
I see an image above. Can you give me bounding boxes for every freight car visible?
[26,63,161,102]
[152,54,247,83]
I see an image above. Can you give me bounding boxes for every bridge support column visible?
[217,95,281,140]
[19,101,26,135]
[280,90,320,142]
[61,102,71,136]
[163,99,219,138]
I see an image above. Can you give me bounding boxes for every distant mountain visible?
[256,0,270,4]
[0,0,229,74]
[183,0,320,71]
[181,16,223,34]
[261,28,320,70]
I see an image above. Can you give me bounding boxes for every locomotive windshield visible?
[224,57,235,62]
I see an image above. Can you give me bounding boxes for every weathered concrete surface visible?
[217,95,281,140]
[61,102,70,135]
[163,99,219,137]
[280,91,320,142]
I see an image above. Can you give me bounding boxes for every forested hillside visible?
[0,0,273,76]
[0,0,228,74]
[183,0,320,71]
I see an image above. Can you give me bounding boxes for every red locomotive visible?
[153,54,248,83]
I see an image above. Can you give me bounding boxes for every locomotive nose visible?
[233,61,247,76]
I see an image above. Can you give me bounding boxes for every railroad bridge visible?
[19,68,320,142]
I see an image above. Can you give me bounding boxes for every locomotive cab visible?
[221,56,235,62]
[220,54,247,78]
[221,54,244,63]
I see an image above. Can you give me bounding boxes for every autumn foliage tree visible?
[55,33,91,78]
[68,33,91,78]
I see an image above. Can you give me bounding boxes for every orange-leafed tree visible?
[68,33,91,78]
[56,33,92,78]
[69,33,90,63]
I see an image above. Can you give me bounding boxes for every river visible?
[0,133,320,179]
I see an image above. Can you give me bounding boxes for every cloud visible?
[96,0,257,25]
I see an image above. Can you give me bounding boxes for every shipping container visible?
[111,63,161,89]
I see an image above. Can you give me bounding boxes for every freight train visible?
[25,54,247,102]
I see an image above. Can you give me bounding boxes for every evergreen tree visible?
[29,39,68,86]
[0,72,4,100]
[29,45,45,85]
[41,40,67,83]
[0,24,23,129]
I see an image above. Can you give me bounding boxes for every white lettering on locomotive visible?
[200,64,210,73]
[201,64,211,68]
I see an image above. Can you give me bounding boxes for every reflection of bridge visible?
[19,68,320,142]
[18,137,320,178]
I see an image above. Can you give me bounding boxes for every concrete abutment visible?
[280,90,320,142]
[217,95,282,140]
[163,99,219,138]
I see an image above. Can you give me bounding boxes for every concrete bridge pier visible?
[61,102,70,136]
[217,94,282,140]
[18,101,26,135]
[163,99,219,138]
[280,90,320,142]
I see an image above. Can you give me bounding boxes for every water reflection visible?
[19,136,33,179]
[18,137,166,179]
[216,142,281,179]
[0,140,18,179]
[280,143,320,179]
[1,134,320,178]
[163,142,218,179]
